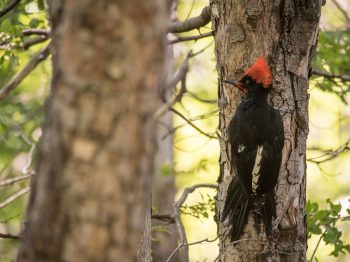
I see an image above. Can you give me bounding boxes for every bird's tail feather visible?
[260,190,276,234]
[221,177,250,242]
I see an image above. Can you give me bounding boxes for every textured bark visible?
[213,0,322,261]
[17,0,166,261]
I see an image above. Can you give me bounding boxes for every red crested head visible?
[241,57,272,88]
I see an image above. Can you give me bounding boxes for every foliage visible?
[0,0,349,261]
[312,30,350,103]
[0,0,50,260]
[0,0,48,78]
[180,193,215,220]
[307,199,350,260]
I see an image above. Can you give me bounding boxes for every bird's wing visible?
[256,109,284,195]
[222,113,258,241]
[228,112,259,194]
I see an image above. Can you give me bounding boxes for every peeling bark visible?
[17,0,166,261]
[213,0,322,261]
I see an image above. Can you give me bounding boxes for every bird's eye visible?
[244,79,250,84]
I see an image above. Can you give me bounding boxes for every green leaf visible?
[29,18,40,28]
[37,0,45,10]
[323,227,341,244]
[306,200,319,213]
[308,223,322,235]
[1,20,16,34]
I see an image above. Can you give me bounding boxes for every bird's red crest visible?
[241,57,272,88]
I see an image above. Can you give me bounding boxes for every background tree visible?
[0,0,350,261]
[13,0,167,261]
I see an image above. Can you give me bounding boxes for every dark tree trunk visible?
[213,0,322,261]
[17,0,166,261]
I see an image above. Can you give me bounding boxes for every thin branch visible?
[0,232,21,240]
[0,44,50,101]
[174,184,217,208]
[187,91,217,104]
[0,115,37,174]
[151,214,175,223]
[0,187,30,209]
[154,53,190,119]
[307,138,350,164]
[22,28,50,36]
[309,232,325,262]
[173,207,188,261]
[312,68,350,82]
[169,31,213,44]
[189,40,214,57]
[169,183,217,262]
[166,237,217,262]
[0,174,33,187]
[170,108,218,139]
[23,35,49,49]
[330,0,350,27]
[168,6,211,33]
[0,0,21,18]
[184,0,195,20]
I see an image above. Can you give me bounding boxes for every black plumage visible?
[221,61,284,242]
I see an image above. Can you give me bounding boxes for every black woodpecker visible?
[221,57,284,242]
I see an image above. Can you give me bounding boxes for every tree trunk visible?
[213,0,322,261]
[17,0,166,261]
[152,111,179,262]
[152,2,180,260]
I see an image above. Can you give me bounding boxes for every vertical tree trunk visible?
[17,0,166,261]
[213,0,322,261]
[152,0,179,260]
[152,111,179,262]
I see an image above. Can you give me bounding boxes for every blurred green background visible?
[0,0,349,261]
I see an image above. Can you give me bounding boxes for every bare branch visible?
[0,174,33,187]
[151,214,175,223]
[168,6,211,33]
[187,91,217,104]
[154,54,190,119]
[0,44,50,101]
[307,138,350,164]
[166,237,217,262]
[0,0,21,18]
[312,68,350,82]
[0,115,37,175]
[0,187,30,209]
[174,184,217,208]
[23,35,49,49]
[170,183,217,262]
[330,0,350,28]
[22,28,50,36]
[309,232,325,262]
[171,108,218,139]
[0,232,21,240]
[169,31,213,44]
[190,40,214,57]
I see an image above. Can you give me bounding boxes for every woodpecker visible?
[221,57,284,242]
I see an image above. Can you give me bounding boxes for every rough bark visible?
[213,0,322,261]
[17,0,166,261]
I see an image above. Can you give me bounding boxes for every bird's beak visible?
[223,79,248,94]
